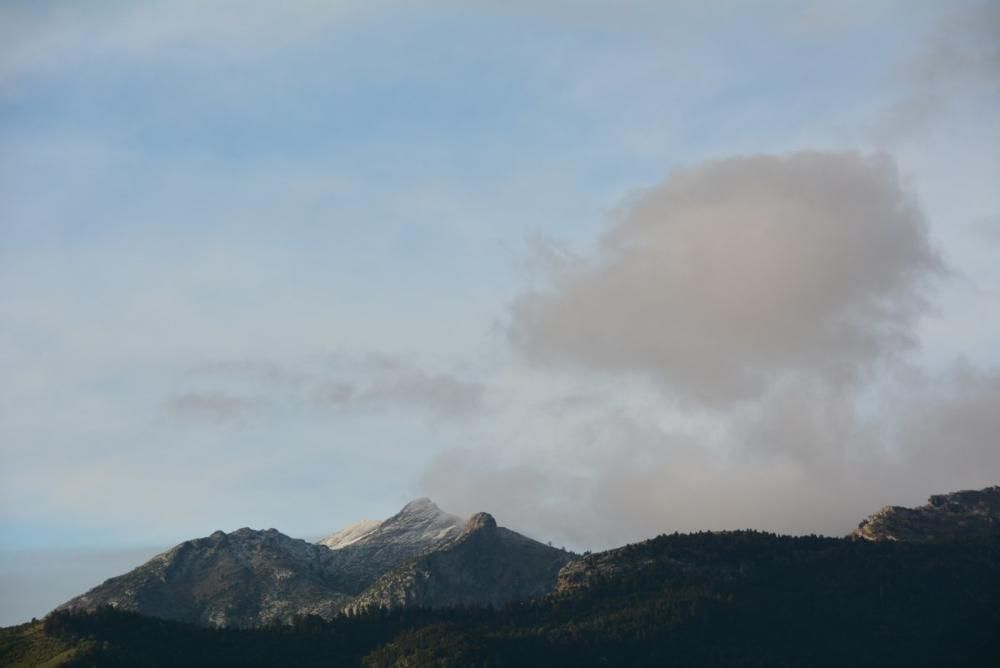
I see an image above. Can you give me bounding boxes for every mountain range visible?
[54,486,1000,630]
[4,485,999,666]
[57,498,573,626]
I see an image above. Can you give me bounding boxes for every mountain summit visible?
[320,498,463,553]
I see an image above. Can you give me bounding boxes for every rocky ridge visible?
[347,512,574,612]
[58,528,349,627]
[851,486,1000,542]
[58,499,571,627]
[56,486,1000,628]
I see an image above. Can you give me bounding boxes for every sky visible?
[1,0,999,624]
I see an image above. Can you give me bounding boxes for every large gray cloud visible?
[422,150,996,550]
[421,365,1000,550]
[510,151,943,406]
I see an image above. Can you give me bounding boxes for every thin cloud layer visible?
[0,1,369,89]
[168,355,485,422]
[510,151,943,406]
[168,392,261,423]
[312,369,485,419]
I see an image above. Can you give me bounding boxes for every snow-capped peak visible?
[399,497,439,514]
[317,498,465,551]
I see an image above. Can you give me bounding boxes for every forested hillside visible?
[5,531,998,667]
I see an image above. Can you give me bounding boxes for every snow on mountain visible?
[317,498,464,552]
[318,519,381,549]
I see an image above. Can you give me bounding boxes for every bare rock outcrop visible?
[851,486,1000,542]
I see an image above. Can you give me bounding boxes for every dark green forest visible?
[4,531,999,667]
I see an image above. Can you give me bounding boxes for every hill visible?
[8,530,999,666]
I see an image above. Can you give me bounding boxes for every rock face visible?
[347,512,573,612]
[316,498,466,590]
[851,486,1000,542]
[57,528,350,627]
[57,500,572,626]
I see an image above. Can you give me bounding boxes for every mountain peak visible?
[399,497,440,514]
[465,512,497,532]
[318,498,464,556]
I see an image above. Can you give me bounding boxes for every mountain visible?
[11,485,1000,665]
[56,499,571,627]
[348,512,574,612]
[851,485,1000,542]
[57,528,349,627]
[315,498,467,590]
[17,530,1000,667]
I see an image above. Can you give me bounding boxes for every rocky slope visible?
[57,499,571,626]
[321,498,464,551]
[57,528,349,627]
[348,512,574,612]
[851,485,1000,542]
[316,498,466,591]
[317,519,381,549]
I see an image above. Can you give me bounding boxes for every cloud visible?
[311,357,486,419]
[0,1,370,90]
[191,359,307,387]
[969,216,1000,245]
[169,354,485,422]
[509,151,943,406]
[890,362,1000,491]
[421,363,1000,549]
[424,149,995,551]
[356,371,484,418]
[167,392,260,422]
[875,1,1000,141]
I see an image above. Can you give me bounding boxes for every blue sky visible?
[1,0,998,624]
